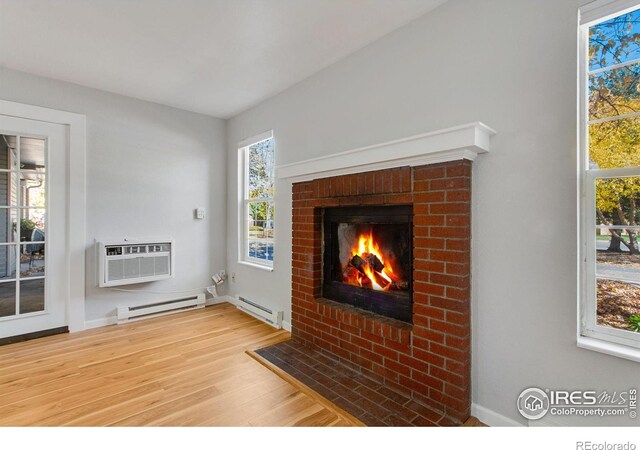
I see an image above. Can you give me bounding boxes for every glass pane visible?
[589,117,640,169]
[20,243,45,278]
[20,173,46,208]
[0,245,17,281]
[589,9,640,71]
[248,240,267,261]
[248,138,274,199]
[595,177,640,227]
[265,242,274,261]
[589,63,640,120]
[19,137,45,172]
[0,135,18,171]
[19,279,44,314]
[597,278,640,332]
[248,201,274,262]
[0,281,16,318]
[0,171,18,206]
[20,209,45,242]
[594,176,640,333]
[596,229,640,280]
[0,208,18,244]
[249,202,267,233]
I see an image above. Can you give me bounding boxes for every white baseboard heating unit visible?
[236,296,283,329]
[117,293,205,324]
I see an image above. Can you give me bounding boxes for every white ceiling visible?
[0,0,446,119]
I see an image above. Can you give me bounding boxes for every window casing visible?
[239,131,275,268]
[580,0,640,354]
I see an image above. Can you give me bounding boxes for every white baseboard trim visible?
[282,320,291,332]
[206,295,234,306]
[471,403,524,427]
[84,316,117,330]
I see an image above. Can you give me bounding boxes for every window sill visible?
[577,336,640,363]
[238,260,274,272]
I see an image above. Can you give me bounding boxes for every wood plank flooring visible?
[0,303,358,426]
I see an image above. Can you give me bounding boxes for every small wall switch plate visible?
[195,207,205,219]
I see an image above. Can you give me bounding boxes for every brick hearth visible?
[291,160,471,423]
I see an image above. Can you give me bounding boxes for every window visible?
[239,131,275,268]
[580,0,640,356]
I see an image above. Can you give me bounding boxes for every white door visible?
[0,115,69,339]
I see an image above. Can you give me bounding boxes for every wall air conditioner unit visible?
[97,237,175,287]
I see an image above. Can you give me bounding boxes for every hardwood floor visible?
[0,303,358,426]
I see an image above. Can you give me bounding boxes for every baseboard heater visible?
[236,296,283,329]
[117,293,205,324]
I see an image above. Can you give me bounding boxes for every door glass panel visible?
[0,132,49,322]
[21,209,45,241]
[0,126,51,325]
[0,245,17,281]
[0,135,18,171]
[0,171,18,207]
[19,279,44,314]
[19,137,45,172]
[20,173,45,208]
[20,243,44,278]
[0,281,16,317]
[0,208,18,244]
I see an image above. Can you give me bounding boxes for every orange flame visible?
[344,229,400,291]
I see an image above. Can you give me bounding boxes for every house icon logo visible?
[517,388,550,420]
[525,395,543,411]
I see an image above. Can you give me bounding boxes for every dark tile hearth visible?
[255,339,452,427]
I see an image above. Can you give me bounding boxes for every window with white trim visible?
[580,0,640,352]
[239,131,275,268]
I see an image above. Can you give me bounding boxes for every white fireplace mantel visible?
[276,122,495,183]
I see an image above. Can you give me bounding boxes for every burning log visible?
[362,252,384,273]
[372,271,391,289]
[349,254,367,274]
[388,281,409,291]
[342,265,360,281]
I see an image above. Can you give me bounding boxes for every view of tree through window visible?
[589,8,640,334]
[245,137,274,264]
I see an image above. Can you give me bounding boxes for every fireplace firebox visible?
[323,205,413,323]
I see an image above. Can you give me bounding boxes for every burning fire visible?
[343,229,403,291]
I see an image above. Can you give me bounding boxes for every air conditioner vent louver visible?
[97,238,175,287]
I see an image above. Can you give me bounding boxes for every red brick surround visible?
[291,160,471,423]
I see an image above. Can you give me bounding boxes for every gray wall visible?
[226,0,639,425]
[0,68,227,322]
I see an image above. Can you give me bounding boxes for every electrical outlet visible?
[195,207,205,219]
[231,272,236,283]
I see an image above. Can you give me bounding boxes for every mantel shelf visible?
[276,122,496,183]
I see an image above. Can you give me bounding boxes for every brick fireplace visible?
[291,160,472,423]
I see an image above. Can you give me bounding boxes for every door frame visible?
[0,100,86,332]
